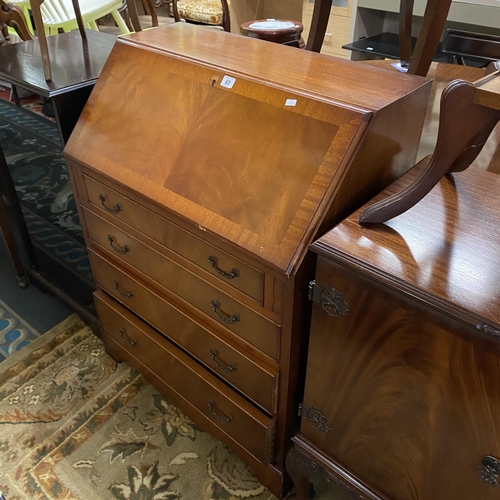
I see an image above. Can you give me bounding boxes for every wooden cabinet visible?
[64,24,430,498]
[289,164,500,500]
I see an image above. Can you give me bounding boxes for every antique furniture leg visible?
[398,0,414,69]
[409,0,452,76]
[285,446,318,500]
[305,0,330,52]
[360,73,500,224]
[0,0,34,41]
[71,0,87,38]
[29,0,52,81]
[126,0,142,32]
[27,0,90,82]
[0,145,34,288]
[11,85,21,106]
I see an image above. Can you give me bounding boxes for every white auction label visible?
[285,99,297,106]
[220,75,236,89]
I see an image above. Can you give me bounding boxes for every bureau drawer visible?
[82,174,264,303]
[90,248,279,413]
[94,289,275,465]
[84,207,280,361]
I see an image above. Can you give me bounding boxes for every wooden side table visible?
[240,19,304,47]
[0,29,116,145]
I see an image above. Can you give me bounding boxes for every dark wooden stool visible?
[240,19,304,48]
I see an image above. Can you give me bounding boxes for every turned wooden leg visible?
[29,0,52,81]
[285,446,319,500]
[70,0,87,39]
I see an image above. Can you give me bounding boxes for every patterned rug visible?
[0,99,93,287]
[0,300,40,361]
[0,315,278,500]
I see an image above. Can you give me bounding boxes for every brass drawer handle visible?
[113,280,134,299]
[208,256,240,279]
[108,235,130,255]
[209,349,237,372]
[210,300,240,324]
[119,328,137,346]
[207,400,232,423]
[99,194,122,214]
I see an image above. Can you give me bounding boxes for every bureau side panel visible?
[317,80,431,237]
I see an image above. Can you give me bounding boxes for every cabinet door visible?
[301,256,500,500]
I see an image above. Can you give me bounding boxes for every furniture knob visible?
[478,455,500,487]
[208,255,240,279]
[325,32,332,38]
[119,328,137,346]
[209,349,237,372]
[207,400,232,423]
[98,193,122,214]
[210,300,240,324]
[113,280,134,299]
[107,235,130,254]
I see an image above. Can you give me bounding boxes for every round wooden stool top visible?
[240,19,304,46]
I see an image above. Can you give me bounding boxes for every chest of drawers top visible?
[64,23,430,276]
[312,162,500,331]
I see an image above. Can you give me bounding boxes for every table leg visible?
[305,0,331,52]
[51,86,93,145]
[0,145,37,288]
[285,446,318,500]
[126,0,142,32]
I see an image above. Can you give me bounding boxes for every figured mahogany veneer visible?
[64,24,430,498]
[290,166,500,500]
[90,249,279,414]
[94,290,275,465]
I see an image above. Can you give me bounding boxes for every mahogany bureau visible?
[63,24,430,498]
[288,163,500,500]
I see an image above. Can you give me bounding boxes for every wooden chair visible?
[39,0,129,35]
[1,0,141,81]
[0,0,34,45]
[150,0,230,32]
[307,0,452,77]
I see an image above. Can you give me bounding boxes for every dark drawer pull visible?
[113,280,134,299]
[210,300,240,324]
[208,256,240,279]
[108,235,130,255]
[99,194,122,214]
[209,349,237,372]
[207,400,232,423]
[119,328,137,346]
[478,455,500,487]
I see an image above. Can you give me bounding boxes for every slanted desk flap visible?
[65,28,371,273]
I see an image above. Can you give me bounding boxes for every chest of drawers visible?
[289,164,500,499]
[64,23,430,498]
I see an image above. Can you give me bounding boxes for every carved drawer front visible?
[94,289,276,465]
[83,207,280,361]
[89,248,279,414]
[82,174,264,303]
